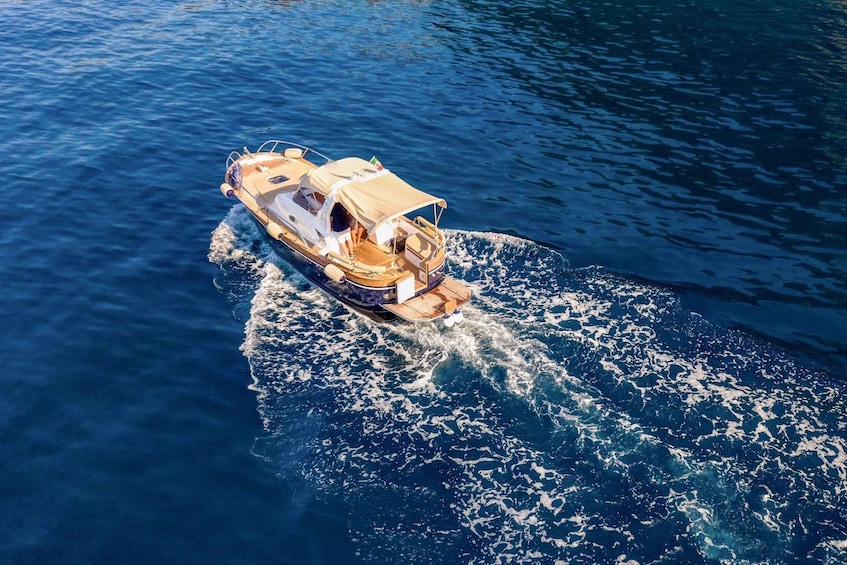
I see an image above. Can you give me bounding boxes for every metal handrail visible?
[256,140,333,164]
[225,140,333,171]
[225,150,242,170]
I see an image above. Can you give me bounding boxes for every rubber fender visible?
[220,183,235,198]
[324,263,346,283]
[267,222,284,240]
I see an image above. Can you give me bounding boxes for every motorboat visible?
[220,140,471,324]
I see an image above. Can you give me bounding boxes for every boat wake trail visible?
[210,206,847,564]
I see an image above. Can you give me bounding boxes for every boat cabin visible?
[265,157,446,263]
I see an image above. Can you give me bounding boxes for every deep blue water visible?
[2,0,846,563]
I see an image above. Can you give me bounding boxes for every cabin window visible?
[293,188,325,216]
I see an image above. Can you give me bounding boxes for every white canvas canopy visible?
[299,157,446,233]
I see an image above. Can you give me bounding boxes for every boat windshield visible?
[292,188,325,216]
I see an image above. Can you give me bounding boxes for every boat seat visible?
[405,233,434,260]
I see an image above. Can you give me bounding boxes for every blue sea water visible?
[2,0,846,563]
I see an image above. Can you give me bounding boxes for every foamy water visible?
[210,206,847,563]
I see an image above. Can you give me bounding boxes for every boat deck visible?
[352,240,398,269]
[383,276,471,322]
[242,158,316,204]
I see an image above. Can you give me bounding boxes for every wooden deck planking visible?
[352,240,397,269]
[383,276,472,321]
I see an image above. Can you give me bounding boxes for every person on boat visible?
[330,204,357,257]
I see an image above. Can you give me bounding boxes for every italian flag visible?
[369,156,384,171]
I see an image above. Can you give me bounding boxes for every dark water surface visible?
[2,0,846,563]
